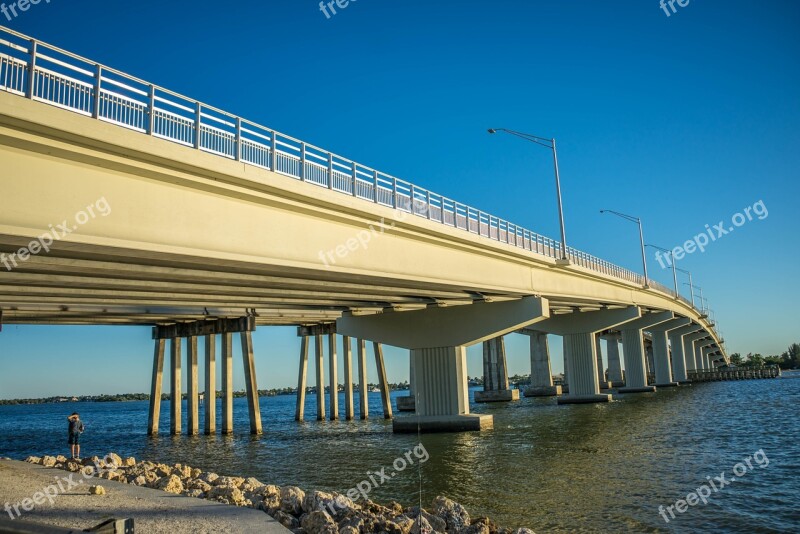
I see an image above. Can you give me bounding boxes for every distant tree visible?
[729,353,743,366]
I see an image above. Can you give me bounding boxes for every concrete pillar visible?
[524,331,561,396]
[186,336,199,435]
[668,325,703,383]
[475,336,519,402]
[147,338,165,435]
[204,335,216,434]
[357,338,368,419]
[170,338,182,435]
[646,345,655,380]
[295,336,309,421]
[595,334,611,390]
[393,346,492,432]
[683,332,707,374]
[241,331,262,434]
[221,332,233,434]
[619,329,652,392]
[650,331,675,387]
[328,333,339,421]
[602,334,624,386]
[558,333,611,404]
[315,334,325,421]
[397,356,416,411]
[342,336,354,420]
[373,342,393,419]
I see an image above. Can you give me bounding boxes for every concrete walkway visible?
[0,460,288,534]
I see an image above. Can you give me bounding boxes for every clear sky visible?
[1,0,798,399]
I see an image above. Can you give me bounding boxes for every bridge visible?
[0,26,737,434]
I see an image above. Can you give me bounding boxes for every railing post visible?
[410,184,416,214]
[235,117,242,161]
[300,142,306,180]
[426,191,432,220]
[147,84,155,135]
[351,164,358,197]
[270,130,277,171]
[25,39,37,99]
[92,64,102,119]
[327,153,334,189]
[194,102,202,149]
[391,177,397,209]
[373,170,379,203]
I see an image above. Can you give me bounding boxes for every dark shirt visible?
[68,419,83,435]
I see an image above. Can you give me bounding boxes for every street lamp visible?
[645,244,679,298]
[600,209,649,288]
[487,128,568,261]
[675,267,693,306]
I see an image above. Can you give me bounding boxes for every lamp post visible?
[600,209,649,288]
[645,244,679,298]
[488,128,568,261]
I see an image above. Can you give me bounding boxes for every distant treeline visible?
[729,343,800,370]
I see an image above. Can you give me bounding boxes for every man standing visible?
[67,413,84,460]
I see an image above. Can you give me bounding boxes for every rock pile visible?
[23,454,533,534]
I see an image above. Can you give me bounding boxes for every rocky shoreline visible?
[23,454,534,534]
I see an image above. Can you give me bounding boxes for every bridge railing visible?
[0,26,709,320]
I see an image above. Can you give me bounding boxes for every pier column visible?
[147,339,165,435]
[649,318,690,387]
[524,331,561,396]
[328,334,339,421]
[695,338,714,370]
[682,332,708,374]
[618,312,674,393]
[667,324,702,383]
[475,336,519,402]
[595,335,611,390]
[221,333,233,434]
[187,336,199,435]
[397,357,416,411]
[343,336,354,420]
[393,346,492,432]
[357,338,369,419]
[295,336,309,421]
[204,335,216,434]
[170,338,182,435]
[315,335,326,421]
[645,345,655,381]
[601,334,624,386]
[241,331,262,434]
[374,342,393,419]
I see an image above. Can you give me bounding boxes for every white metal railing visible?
[0,26,712,323]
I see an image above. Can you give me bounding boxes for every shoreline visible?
[19,453,534,534]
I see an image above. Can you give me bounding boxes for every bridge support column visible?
[357,338,369,419]
[397,357,416,411]
[601,334,624,387]
[646,345,655,382]
[557,333,610,404]
[204,335,216,434]
[524,331,561,397]
[668,325,702,384]
[187,336,199,435]
[683,332,707,375]
[595,335,611,390]
[343,336,355,420]
[241,331,262,434]
[221,333,233,434]
[315,335,326,421]
[649,318,690,387]
[170,338,182,435]
[329,334,339,421]
[147,339,165,435]
[616,312,675,393]
[295,336,309,421]
[374,343,393,419]
[475,336,519,402]
[394,346,492,432]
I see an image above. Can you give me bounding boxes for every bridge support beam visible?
[357,338,369,419]
[394,346,492,432]
[475,336,519,402]
[374,343,393,419]
[147,339,165,435]
[187,336,199,435]
[650,318,691,387]
[668,324,703,383]
[315,335,326,421]
[397,357,416,411]
[204,335,216,434]
[328,334,339,421]
[523,331,561,397]
[343,336,354,420]
[241,331,262,434]
[595,334,611,390]
[618,312,674,394]
[683,332,708,373]
[170,338,182,435]
[600,334,624,386]
[295,336,309,421]
[221,333,233,434]
[695,338,715,370]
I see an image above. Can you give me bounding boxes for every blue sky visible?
[1,0,798,398]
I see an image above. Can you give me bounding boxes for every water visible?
[1,374,799,532]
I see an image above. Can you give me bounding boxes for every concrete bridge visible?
[0,27,729,433]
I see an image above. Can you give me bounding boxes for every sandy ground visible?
[0,459,288,533]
